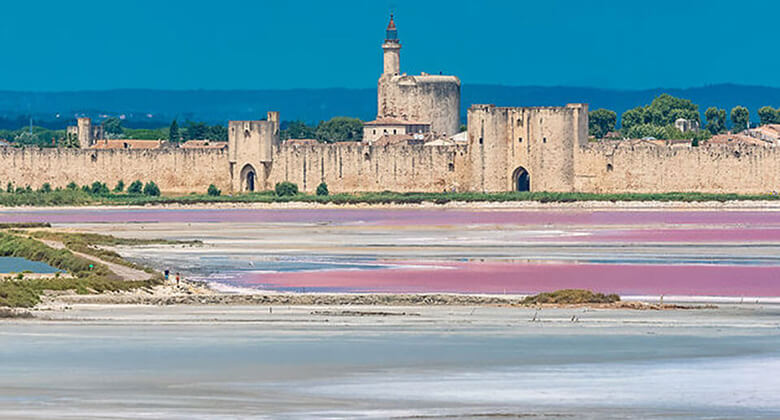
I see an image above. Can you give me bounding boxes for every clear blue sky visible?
[1,0,777,91]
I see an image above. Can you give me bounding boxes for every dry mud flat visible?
[32,281,705,310]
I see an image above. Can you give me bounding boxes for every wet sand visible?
[2,303,779,419]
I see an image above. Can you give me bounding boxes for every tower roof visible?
[385,13,398,42]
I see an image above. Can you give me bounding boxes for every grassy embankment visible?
[521,289,621,305]
[0,227,197,307]
[0,188,778,207]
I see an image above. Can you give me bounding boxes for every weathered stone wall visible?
[574,142,780,194]
[266,142,469,193]
[466,104,588,193]
[0,148,230,194]
[378,75,460,137]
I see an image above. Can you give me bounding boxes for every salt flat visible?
[2,303,780,419]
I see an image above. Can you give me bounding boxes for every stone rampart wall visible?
[0,148,230,194]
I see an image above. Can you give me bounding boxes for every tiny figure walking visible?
[164,269,170,281]
[175,272,180,286]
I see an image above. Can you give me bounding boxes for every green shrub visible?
[114,180,125,192]
[5,182,12,193]
[316,182,329,196]
[521,289,620,305]
[39,183,52,193]
[90,181,110,195]
[275,181,298,196]
[143,181,160,196]
[127,180,143,194]
[66,182,78,190]
[207,184,221,196]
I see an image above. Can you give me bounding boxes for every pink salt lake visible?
[3,207,779,297]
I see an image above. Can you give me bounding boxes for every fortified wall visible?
[266,142,469,193]
[574,142,780,194]
[0,147,230,194]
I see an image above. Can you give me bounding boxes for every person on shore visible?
[164,269,169,281]
[175,272,180,286]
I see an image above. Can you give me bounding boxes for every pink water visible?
[3,208,780,226]
[5,208,780,296]
[237,261,780,296]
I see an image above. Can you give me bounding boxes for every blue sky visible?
[1,0,777,91]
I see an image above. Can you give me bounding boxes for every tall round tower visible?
[382,14,401,75]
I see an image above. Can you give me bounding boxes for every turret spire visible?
[385,13,398,42]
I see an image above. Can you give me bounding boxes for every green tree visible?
[757,106,779,126]
[207,184,221,196]
[143,181,160,196]
[184,121,209,140]
[314,117,363,143]
[620,107,645,130]
[169,119,179,142]
[103,117,123,135]
[588,109,617,138]
[281,121,317,140]
[206,125,228,141]
[274,181,298,196]
[647,93,698,126]
[704,107,727,134]
[90,181,109,195]
[730,106,749,132]
[114,180,125,192]
[66,182,78,190]
[316,182,329,196]
[39,183,52,193]
[127,180,143,194]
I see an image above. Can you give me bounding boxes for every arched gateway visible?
[240,164,256,192]
[512,166,530,192]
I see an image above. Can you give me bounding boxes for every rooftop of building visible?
[364,117,430,126]
[180,140,228,149]
[91,139,163,150]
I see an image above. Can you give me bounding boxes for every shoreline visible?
[2,199,780,212]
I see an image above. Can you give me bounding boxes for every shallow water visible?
[4,207,777,297]
[0,256,60,274]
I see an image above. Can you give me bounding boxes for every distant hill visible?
[1,84,779,129]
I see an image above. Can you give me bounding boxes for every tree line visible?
[589,94,780,141]
[281,117,363,143]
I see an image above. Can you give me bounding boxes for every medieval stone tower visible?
[376,15,461,137]
[228,111,280,193]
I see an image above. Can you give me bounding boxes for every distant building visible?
[745,124,780,145]
[674,118,700,133]
[66,118,105,148]
[362,117,430,143]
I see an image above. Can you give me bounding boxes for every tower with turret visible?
[382,14,401,76]
[375,14,461,138]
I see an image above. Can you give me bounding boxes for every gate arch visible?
[240,164,257,192]
[512,166,530,192]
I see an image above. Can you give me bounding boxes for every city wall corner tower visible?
[376,14,461,138]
